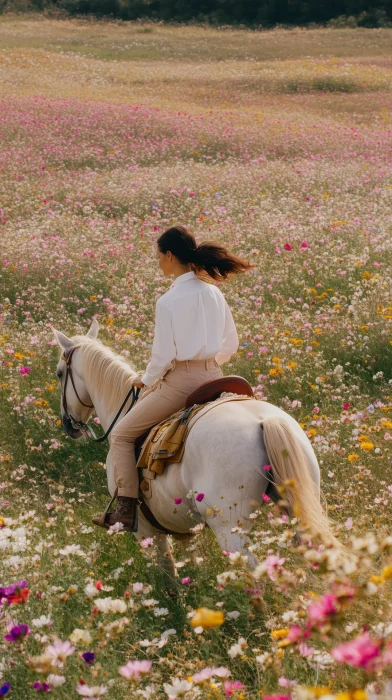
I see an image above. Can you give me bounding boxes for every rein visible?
[61,346,140,442]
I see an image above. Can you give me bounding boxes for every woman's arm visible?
[215,298,239,366]
[141,299,176,387]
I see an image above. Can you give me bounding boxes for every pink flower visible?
[195,493,204,502]
[308,594,338,623]
[263,464,271,471]
[224,681,245,697]
[181,577,191,585]
[284,243,292,251]
[247,352,253,358]
[300,241,309,249]
[287,625,308,643]
[266,554,285,581]
[174,498,183,505]
[278,678,297,688]
[331,632,381,669]
[342,402,351,410]
[140,538,154,548]
[19,367,31,375]
[118,659,152,680]
[262,494,271,502]
[263,696,291,700]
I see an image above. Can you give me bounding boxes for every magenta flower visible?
[224,680,245,697]
[300,241,309,249]
[19,367,31,375]
[195,493,204,502]
[308,593,338,623]
[263,696,291,700]
[284,243,292,251]
[5,624,30,642]
[33,683,50,693]
[262,493,271,502]
[174,498,183,505]
[331,632,381,670]
[181,577,191,585]
[263,464,271,471]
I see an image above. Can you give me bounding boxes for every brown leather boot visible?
[92,495,138,532]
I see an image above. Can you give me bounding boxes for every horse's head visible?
[52,319,99,439]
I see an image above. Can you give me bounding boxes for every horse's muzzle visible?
[62,413,83,440]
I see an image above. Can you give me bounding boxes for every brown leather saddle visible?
[135,375,253,456]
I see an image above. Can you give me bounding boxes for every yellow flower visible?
[307,428,317,437]
[287,361,297,369]
[348,453,359,463]
[382,565,392,580]
[272,356,281,364]
[336,692,367,700]
[190,608,224,629]
[370,575,384,585]
[14,352,25,360]
[360,441,374,451]
[271,628,289,640]
[290,338,303,345]
[0,516,5,527]
[308,688,332,698]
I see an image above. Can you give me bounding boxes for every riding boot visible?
[92,495,138,532]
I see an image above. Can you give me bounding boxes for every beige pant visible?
[111,358,223,497]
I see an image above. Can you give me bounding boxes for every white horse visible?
[52,319,336,581]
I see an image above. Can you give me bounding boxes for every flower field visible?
[2,15,392,699]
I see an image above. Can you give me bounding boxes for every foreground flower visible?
[163,678,193,698]
[5,624,30,642]
[331,632,381,669]
[119,659,152,680]
[190,608,224,629]
[45,639,75,667]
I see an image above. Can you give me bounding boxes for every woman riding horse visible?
[93,225,253,532]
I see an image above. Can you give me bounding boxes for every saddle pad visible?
[136,392,256,476]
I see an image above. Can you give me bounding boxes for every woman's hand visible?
[132,377,145,389]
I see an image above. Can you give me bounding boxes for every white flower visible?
[32,615,52,629]
[85,583,100,599]
[59,544,85,557]
[70,629,92,645]
[47,674,66,687]
[142,598,159,608]
[163,678,193,698]
[136,685,158,699]
[95,598,127,614]
[76,683,108,698]
[228,637,247,659]
[226,611,240,620]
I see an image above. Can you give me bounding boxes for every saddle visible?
[135,376,255,495]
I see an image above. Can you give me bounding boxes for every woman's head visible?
[157,225,253,282]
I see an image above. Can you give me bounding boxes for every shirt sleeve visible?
[215,298,239,366]
[141,299,176,387]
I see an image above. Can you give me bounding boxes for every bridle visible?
[60,346,140,442]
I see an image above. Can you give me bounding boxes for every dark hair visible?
[157,225,253,282]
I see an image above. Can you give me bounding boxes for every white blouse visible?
[141,271,239,386]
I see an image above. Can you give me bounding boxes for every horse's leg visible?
[206,518,258,570]
[155,533,178,598]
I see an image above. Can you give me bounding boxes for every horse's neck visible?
[83,354,135,433]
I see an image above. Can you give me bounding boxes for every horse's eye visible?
[56,370,63,379]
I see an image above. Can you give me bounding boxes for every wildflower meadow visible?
[2,15,392,700]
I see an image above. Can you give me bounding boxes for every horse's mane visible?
[70,336,138,416]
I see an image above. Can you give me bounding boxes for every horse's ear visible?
[51,327,74,353]
[87,318,99,339]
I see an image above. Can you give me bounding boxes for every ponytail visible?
[157,225,253,282]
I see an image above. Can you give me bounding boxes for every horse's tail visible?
[261,416,339,548]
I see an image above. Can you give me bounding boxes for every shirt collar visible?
[171,271,197,288]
